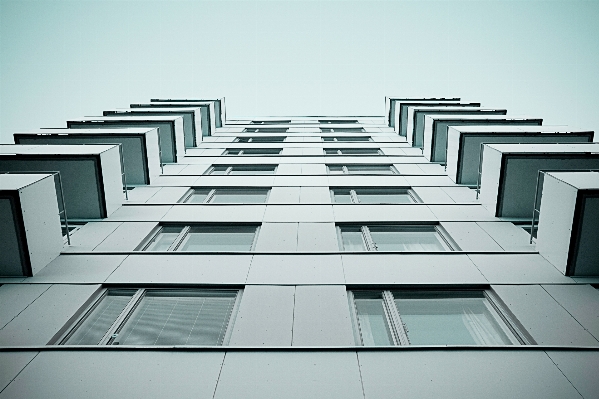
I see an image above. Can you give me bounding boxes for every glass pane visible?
[394,291,514,345]
[229,166,276,175]
[368,226,448,251]
[327,165,344,174]
[340,149,379,155]
[184,189,211,203]
[337,136,370,142]
[178,225,257,251]
[340,227,366,251]
[322,137,335,142]
[346,165,393,174]
[355,189,414,204]
[354,295,394,346]
[332,189,352,204]
[116,290,237,346]
[144,226,184,251]
[324,149,340,155]
[65,289,136,345]
[211,189,269,203]
[242,148,281,155]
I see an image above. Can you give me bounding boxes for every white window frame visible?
[348,289,532,346]
[322,137,373,142]
[236,137,286,143]
[330,188,421,204]
[179,187,271,204]
[206,165,278,175]
[324,148,382,155]
[224,148,282,156]
[336,224,457,251]
[140,224,260,252]
[326,164,398,175]
[55,288,242,346]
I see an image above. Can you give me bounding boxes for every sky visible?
[1,0,598,142]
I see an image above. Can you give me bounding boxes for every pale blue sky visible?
[1,0,598,142]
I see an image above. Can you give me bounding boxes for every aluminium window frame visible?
[336,223,458,251]
[54,287,243,346]
[347,288,533,346]
[326,164,399,175]
[330,188,421,204]
[138,224,261,252]
[179,187,271,204]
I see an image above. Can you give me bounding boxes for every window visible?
[180,188,270,203]
[337,224,455,251]
[319,119,358,124]
[322,137,372,142]
[327,164,397,175]
[349,289,528,346]
[243,128,288,133]
[141,224,259,251]
[59,288,239,346]
[225,148,282,156]
[207,165,277,175]
[324,148,381,155]
[320,127,365,133]
[331,188,418,204]
[236,137,286,143]
[251,120,291,124]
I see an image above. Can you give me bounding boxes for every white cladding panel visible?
[247,255,345,285]
[468,254,572,284]
[542,284,599,340]
[0,284,51,329]
[27,255,127,283]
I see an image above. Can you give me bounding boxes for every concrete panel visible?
[105,205,173,221]
[254,223,298,251]
[546,351,599,399]
[93,222,158,251]
[404,175,455,186]
[292,285,355,346]
[146,187,190,203]
[441,186,478,202]
[469,254,572,284]
[62,222,121,252]
[333,204,436,222]
[161,205,265,222]
[0,284,51,329]
[394,164,424,174]
[274,175,329,186]
[342,254,487,284]
[412,187,454,203]
[477,222,536,251]
[441,222,502,251]
[299,186,331,204]
[0,284,100,345]
[0,352,38,393]
[27,255,127,283]
[427,205,497,221]
[327,175,410,187]
[246,255,345,285]
[263,205,334,222]
[268,187,300,204]
[105,255,252,284]
[276,164,302,175]
[281,147,302,156]
[126,186,161,202]
[229,285,295,346]
[150,175,200,186]
[297,222,339,251]
[178,164,211,175]
[0,351,224,399]
[492,285,598,345]
[359,351,581,399]
[302,163,327,175]
[214,352,363,399]
[542,284,599,341]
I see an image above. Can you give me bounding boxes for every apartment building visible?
[0,97,598,398]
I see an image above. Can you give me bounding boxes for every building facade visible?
[0,98,598,398]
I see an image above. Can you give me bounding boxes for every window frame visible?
[347,288,533,346]
[55,288,242,346]
[179,187,271,204]
[139,224,261,252]
[336,223,458,251]
[242,128,289,133]
[206,165,278,175]
[330,188,421,204]
[224,148,282,156]
[322,136,372,142]
[236,137,286,143]
[324,148,382,156]
[320,127,366,133]
[326,164,398,175]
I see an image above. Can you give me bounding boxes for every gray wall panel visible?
[427,205,497,221]
[62,222,121,252]
[268,187,300,204]
[542,284,599,341]
[292,285,355,346]
[94,222,158,251]
[0,284,51,329]
[254,223,298,252]
[441,222,503,251]
[105,205,173,221]
[412,187,454,203]
[27,255,127,283]
[214,352,363,399]
[299,187,331,204]
[145,187,190,203]
[0,284,100,345]
[546,351,599,399]
[493,285,599,345]
[441,186,478,202]
[246,255,345,285]
[359,351,582,399]
[126,186,161,202]
[469,254,572,284]
[0,351,224,399]
[263,205,334,222]
[161,204,266,222]
[302,164,327,174]
[229,285,295,346]
[296,222,339,252]
[477,222,536,252]
[0,352,38,393]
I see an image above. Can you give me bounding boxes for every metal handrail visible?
[2,170,71,245]
[529,168,599,244]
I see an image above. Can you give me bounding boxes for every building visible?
[0,97,598,398]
